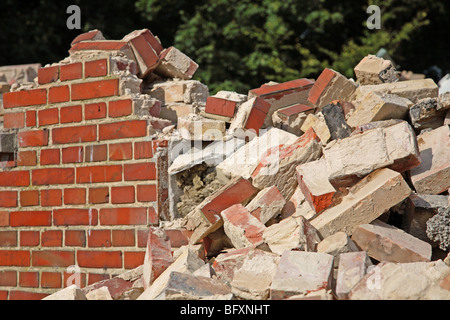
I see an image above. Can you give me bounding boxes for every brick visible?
[230,97,271,137]
[137,185,157,202]
[64,188,86,205]
[10,211,52,227]
[25,110,36,127]
[263,215,321,255]
[77,251,122,269]
[89,187,109,204]
[84,144,107,162]
[41,230,62,247]
[109,142,132,161]
[41,272,62,289]
[38,108,58,126]
[270,251,334,300]
[0,191,18,208]
[124,252,145,269]
[53,209,98,226]
[32,168,75,185]
[32,250,75,267]
[142,227,173,287]
[19,272,39,288]
[410,126,450,195]
[52,125,96,144]
[88,273,110,285]
[71,29,105,46]
[17,150,37,166]
[155,46,198,80]
[112,230,135,247]
[4,112,25,129]
[40,149,60,165]
[0,231,17,247]
[20,190,39,207]
[40,189,62,207]
[0,250,30,267]
[10,291,48,300]
[221,204,266,249]
[310,168,411,238]
[0,171,29,187]
[272,104,314,135]
[296,158,336,213]
[60,63,82,81]
[62,146,84,164]
[351,219,432,263]
[122,29,163,55]
[20,231,40,246]
[212,247,253,284]
[409,98,445,131]
[164,229,192,248]
[87,230,111,248]
[85,59,108,78]
[134,141,153,159]
[65,230,86,247]
[178,114,226,141]
[85,102,107,120]
[251,127,322,199]
[60,105,82,123]
[316,231,359,268]
[205,96,239,118]
[0,271,17,286]
[18,129,49,147]
[72,79,119,101]
[48,85,70,104]
[335,251,372,300]
[148,207,159,225]
[123,30,160,77]
[0,212,8,227]
[63,271,87,289]
[100,208,147,226]
[321,102,352,140]
[99,120,147,141]
[76,165,122,183]
[82,273,136,299]
[111,186,135,204]
[354,55,399,85]
[124,163,156,181]
[38,66,59,84]
[3,89,47,109]
[109,99,132,118]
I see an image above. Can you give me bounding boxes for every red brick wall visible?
[0,55,168,300]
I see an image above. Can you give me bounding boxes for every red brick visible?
[40,189,62,207]
[124,251,145,269]
[72,79,119,101]
[109,99,132,118]
[32,250,75,267]
[38,108,59,126]
[0,231,17,247]
[18,129,49,147]
[0,271,17,286]
[60,105,82,123]
[38,66,59,85]
[48,85,70,104]
[3,89,47,109]
[17,151,37,166]
[0,250,30,266]
[0,191,18,208]
[125,32,159,77]
[123,29,163,55]
[4,112,25,129]
[20,190,39,207]
[0,291,7,300]
[65,230,86,247]
[9,291,48,300]
[63,271,86,289]
[62,146,84,164]
[111,186,135,204]
[71,30,104,46]
[53,208,98,226]
[244,97,271,134]
[87,230,111,248]
[124,163,156,181]
[40,149,60,165]
[0,211,8,227]
[25,110,36,127]
[88,273,110,285]
[99,120,147,141]
[99,208,147,225]
[206,97,238,118]
[148,207,158,225]
[32,168,75,185]
[41,230,62,247]
[84,144,107,162]
[0,171,29,187]
[112,230,135,247]
[41,272,62,289]
[137,229,149,247]
[10,211,52,227]
[85,102,107,120]
[308,68,337,105]
[85,59,108,78]
[64,188,86,205]
[165,229,192,248]
[70,41,130,53]
[52,125,96,144]
[109,142,132,161]
[134,141,153,159]
[60,62,82,81]
[137,185,157,202]
[19,272,39,288]
[20,231,40,247]
[77,251,122,268]
[76,165,122,183]
[250,78,314,99]
[89,187,109,204]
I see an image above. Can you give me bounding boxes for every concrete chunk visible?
[409,97,446,130]
[0,131,17,153]
[322,102,352,140]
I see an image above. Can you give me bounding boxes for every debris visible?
[426,206,450,251]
